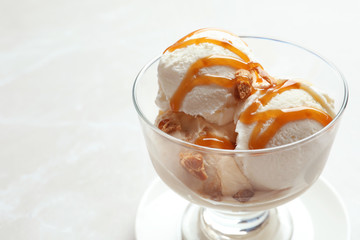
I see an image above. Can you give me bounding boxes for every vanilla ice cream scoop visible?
[156,28,255,125]
[235,80,335,150]
[235,79,335,190]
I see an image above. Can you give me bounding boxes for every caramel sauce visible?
[166,37,250,63]
[164,28,248,53]
[166,28,268,112]
[170,55,259,111]
[195,133,235,150]
[239,80,333,149]
[164,28,333,149]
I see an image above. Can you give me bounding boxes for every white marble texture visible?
[0,0,359,239]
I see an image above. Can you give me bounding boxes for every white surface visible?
[136,178,350,240]
[0,0,359,239]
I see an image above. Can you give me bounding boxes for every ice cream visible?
[154,28,335,203]
[236,80,335,190]
[156,28,261,126]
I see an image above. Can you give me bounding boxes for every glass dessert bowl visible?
[133,36,348,239]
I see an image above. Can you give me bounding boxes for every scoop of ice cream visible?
[156,29,254,125]
[235,81,335,149]
[235,80,335,190]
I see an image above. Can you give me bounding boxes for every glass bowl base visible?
[182,204,292,240]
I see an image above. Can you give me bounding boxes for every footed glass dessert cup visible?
[133,37,348,239]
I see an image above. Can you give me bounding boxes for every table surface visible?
[0,0,359,239]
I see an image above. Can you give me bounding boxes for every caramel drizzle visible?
[164,28,333,149]
[170,55,261,111]
[195,132,235,150]
[166,37,250,63]
[167,28,269,112]
[164,28,248,53]
[239,80,333,149]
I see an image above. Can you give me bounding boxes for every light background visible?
[0,0,359,239]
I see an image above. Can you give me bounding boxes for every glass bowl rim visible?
[132,36,349,155]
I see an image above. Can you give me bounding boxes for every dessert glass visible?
[133,37,348,239]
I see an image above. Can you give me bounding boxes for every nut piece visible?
[180,152,208,181]
[233,189,254,202]
[235,69,254,100]
[156,111,181,134]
